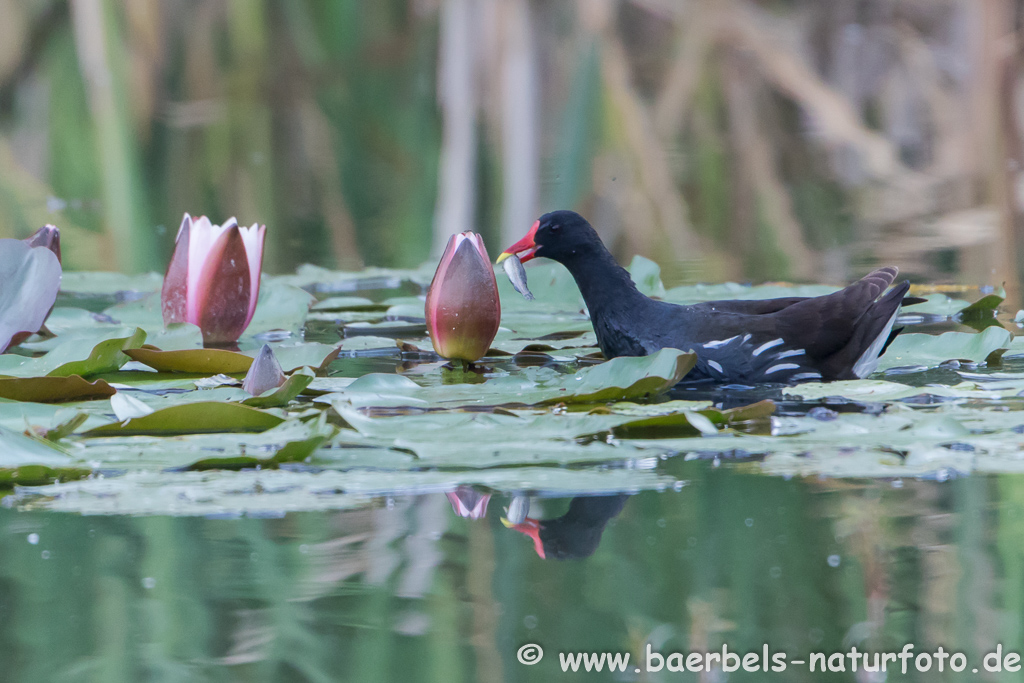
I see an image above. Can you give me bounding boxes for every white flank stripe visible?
[790,372,822,381]
[752,339,784,356]
[703,336,738,349]
[707,360,724,373]
[775,349,805,359]
[765,363,801,375]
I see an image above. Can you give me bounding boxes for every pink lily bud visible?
[23,225,61,263]
[425,232,500,362]
[445,487,491,519]
[161,213,266,344]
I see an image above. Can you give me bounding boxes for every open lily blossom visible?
[445,487,490,520]
[161,213,266,344]
[0,237,62,353]
[425,231,500,362]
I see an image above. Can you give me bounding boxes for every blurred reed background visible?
[0,0,1020,291]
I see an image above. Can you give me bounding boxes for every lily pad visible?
[83,402,285,436]
[124,347,254,374]
[0,375,115,403]
[242,368,315,408]
[877,327,1012,371]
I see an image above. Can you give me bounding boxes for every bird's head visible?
[496,210,600,266]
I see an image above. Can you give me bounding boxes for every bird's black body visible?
[503,210,912,384]
[536,495,629,560]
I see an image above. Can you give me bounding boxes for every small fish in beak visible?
[500,253,534,301]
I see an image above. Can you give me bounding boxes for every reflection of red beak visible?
[495,220,539,265]
[501,516,545,559]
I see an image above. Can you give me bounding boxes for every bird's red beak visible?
[496,220,539,265]
[501,516,546,559]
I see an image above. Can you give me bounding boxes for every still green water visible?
[1,463,1019,682]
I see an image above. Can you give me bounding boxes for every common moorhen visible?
[503,494,629,560]
[497,210,913,384]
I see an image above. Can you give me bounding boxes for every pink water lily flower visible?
[161,213,266,344]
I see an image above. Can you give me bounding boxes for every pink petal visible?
[193,225,253,343]
[185,215,236,324]
[161,214,192,325]
[238,223,266,326]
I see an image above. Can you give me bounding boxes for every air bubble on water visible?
[891,479,903,489]
[523,615,538,629]
[299,544,309,554]
[27,533,38,545]
[41,551,50,560]
[827,554,841,568]
[142,577,156,589]
[656,518,667,528]
[250,552,258,562]
[745,518,754,527]
[769,566,782,578]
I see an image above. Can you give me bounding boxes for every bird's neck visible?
[561,248,650,317]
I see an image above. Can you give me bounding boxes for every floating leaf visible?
[628,255,666,298]
[242,368,315,408]
[0,426,70,466]
[124,346,253,374]
[877,327,1012,371]
[0,375,115,402]
[83,402,285,436]
[0,465,91,488]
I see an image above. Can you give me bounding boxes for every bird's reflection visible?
[503,494,630,560]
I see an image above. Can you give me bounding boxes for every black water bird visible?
[503,494,629,560]
[498,210,914,384]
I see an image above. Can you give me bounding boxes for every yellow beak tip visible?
[495,252,511,265]
[500,517,514,528]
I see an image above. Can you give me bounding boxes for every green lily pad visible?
[327,348,696,409]
[124,347,254,374]
[242,368,315,408]
[0,426,70,466]
[83,402,285,436]
[877,327,1012,371]
[0,375,115,403]
[0,465,92,488]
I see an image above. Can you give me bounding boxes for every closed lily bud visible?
[0,238,62,352]
[161,213,266,344]
[425,232,500,362]
[242,344,286,396]
[445,486,491,519]
[24,225,61,263]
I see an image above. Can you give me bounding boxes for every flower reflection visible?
[445,486,490,519]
